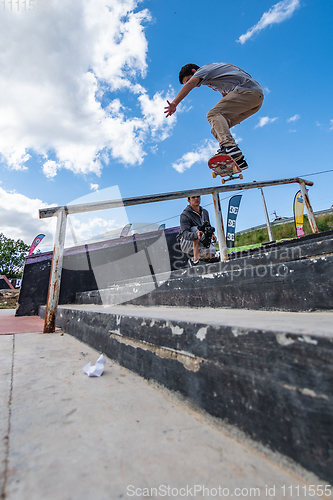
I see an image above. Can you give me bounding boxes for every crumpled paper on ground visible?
[83,354,106,377]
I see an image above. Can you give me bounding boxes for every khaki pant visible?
[180,227,216,258]
[206,88,264,147]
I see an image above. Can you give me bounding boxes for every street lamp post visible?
[254,180,274,242]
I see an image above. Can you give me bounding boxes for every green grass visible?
[227,243,261,254]
[234,213,333,247]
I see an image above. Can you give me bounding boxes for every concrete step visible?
[40,303,333,483]
[75,232,333,311]
[75,251,333,311]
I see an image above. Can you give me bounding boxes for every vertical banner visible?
[120,223,132,238]
[226,195,242,248]
[28,234,45,256]
[294,190,305,237]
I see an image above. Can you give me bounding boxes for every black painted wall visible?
[16,228,185,316]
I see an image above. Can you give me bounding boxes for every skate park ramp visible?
[34,230,333,483]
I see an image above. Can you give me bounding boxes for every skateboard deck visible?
[208,154,243,184]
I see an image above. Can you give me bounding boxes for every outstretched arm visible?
[164,76,201,117]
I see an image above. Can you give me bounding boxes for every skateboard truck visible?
[211,168,243,184]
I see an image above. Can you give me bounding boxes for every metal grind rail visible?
[39,177,317,333]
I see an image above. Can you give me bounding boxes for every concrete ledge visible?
[40,304,333,483]
[75,232,333,311]
[76,254,333,311]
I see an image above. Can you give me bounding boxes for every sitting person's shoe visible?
[188,258,203,267]
[216,144,243,160]
[236,157,248,170]
[205,256,220,263]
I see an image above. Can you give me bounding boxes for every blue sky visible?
[0,0,332,251]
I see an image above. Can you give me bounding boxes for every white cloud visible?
[0,187,56,248]
[238,0,300,44]
[287,114,300,122]
[43,160,59,179]
[0,185,131,250]
[0,0,175,177]
[138,88,177,141]
[66,215,119,247]
[316,120,333,131]
[64,185,130,247]
[231,131,243,144]
[171,140,216,174]
[255,116,278,128]
[90,183,99,191]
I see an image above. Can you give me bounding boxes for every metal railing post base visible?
[43,209,67,334]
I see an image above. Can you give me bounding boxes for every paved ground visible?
[0,311,328,500]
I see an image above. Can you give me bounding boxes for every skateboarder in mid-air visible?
[164,62,264,170]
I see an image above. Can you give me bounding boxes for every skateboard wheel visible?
[221,179,225,185]
[239,174,243,180]
[212,172,217,179]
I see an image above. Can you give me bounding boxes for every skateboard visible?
[208,154,243,184]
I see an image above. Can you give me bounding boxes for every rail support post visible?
[299,181,319,234]
[43,208,67,333]
[260,187,274,242]
[212,190,228,262]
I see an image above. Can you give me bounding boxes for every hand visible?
[164,100,177,117]
[212,235,217,243]
[197,231,203,240]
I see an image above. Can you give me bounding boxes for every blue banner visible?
[226,195,242,248]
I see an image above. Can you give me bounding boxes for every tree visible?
[0,233,30,278]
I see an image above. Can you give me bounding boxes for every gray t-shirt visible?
[193,63,262,94]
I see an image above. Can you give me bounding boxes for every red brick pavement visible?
[0,311,45,334]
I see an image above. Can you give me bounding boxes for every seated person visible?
[179,195,218,266]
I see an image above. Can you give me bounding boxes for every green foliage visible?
[317,219,330,232]
[0,233,30,278]
[256,231,265,243]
